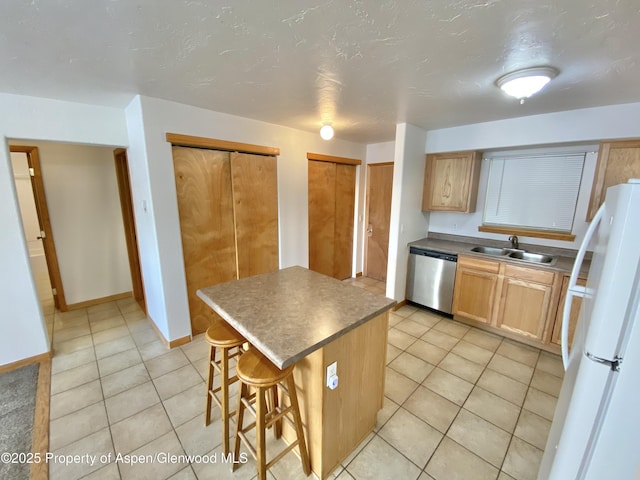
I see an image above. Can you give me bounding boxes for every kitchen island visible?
[197,266,396,479]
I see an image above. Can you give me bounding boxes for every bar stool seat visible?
[233,348,311,480]
[205,317,246,456]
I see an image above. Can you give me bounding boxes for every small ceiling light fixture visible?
[320,124,334,140]
[496,66,559,103]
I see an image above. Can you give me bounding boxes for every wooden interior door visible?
[364,163,393,281]
[11,145,67,311]
[230,152,279,278]
[308,160,336,277]
[114,149,145,311]
[173,146,237,334]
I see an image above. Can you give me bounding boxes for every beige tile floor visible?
[46,276,563,480]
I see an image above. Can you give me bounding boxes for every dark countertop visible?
[409,233,590,278]
[197,266,397,369]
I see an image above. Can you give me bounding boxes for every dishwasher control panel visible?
[409,246,458,263]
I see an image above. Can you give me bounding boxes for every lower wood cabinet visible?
[496,272,555,341]
[453,255,561,347]
[452,256,500,324]
[551,275,587,347]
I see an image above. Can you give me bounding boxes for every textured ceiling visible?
[1,0,639,143]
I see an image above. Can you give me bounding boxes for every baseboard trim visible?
[0,351,51,374]
[392,299,407,311]
[66,291,133,311]
[169,336,192,348]
[147,314,192,350]
[31,358,51,480]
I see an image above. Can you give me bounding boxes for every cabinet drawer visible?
[503,264,555,285]
[458,255,500,274]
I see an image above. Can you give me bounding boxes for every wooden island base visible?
[281,312,388,479]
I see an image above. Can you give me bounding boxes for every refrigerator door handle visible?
[585,351,622,372]
[561,203,605,369]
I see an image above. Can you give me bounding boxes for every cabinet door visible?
[497,278,553,340]
[230,152,279,279]
[173,146,237,335]
[422,151,481,212]
[587,140,640,221]
[552,276,586,347]
[452,268,499,324]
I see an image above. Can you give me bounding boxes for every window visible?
[483,152,586,233]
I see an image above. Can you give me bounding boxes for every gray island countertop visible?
[197,266,397,369]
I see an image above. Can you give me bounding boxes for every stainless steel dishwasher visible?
[406,246,457,314]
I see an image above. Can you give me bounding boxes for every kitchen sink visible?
[470,246,510,256]
[470,246,557,265]
[507,251,556,264]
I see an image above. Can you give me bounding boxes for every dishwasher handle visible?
[409,247,457,263]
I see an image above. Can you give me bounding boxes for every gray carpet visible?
[0,363,39,480]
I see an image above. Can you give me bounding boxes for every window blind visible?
[483,153,585,232]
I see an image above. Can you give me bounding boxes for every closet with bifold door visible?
[307,153,361,280]
[170,136,279,335]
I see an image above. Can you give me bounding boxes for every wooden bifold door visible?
[308,155,359,280]
[173,146,279,334]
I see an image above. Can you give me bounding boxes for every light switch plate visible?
[326,361,337,387]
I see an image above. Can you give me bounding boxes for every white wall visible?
[387,125,428,301]
[366,142,396,165]
[425,102,640,249]
[425,102,640,153]
[12,141,131,305]
[125,95,366,342]
[0,93,128,366]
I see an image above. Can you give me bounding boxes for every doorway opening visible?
[9,142,147,346]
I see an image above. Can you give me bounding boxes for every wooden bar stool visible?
[205,318,246,456]
[233,348,311,480]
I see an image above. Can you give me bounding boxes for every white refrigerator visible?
[538,179,640,479]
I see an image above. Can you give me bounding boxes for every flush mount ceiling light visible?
[496,66,559,103]
[320,124,334,140]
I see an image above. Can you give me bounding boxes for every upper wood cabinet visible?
[586,140,640,221]
[422,151,482,213]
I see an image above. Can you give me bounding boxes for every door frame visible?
[364,162,394,281]
[114,149,146,312]
[10,145,67,311]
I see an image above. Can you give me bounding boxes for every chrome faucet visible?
[509,235,519,249]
